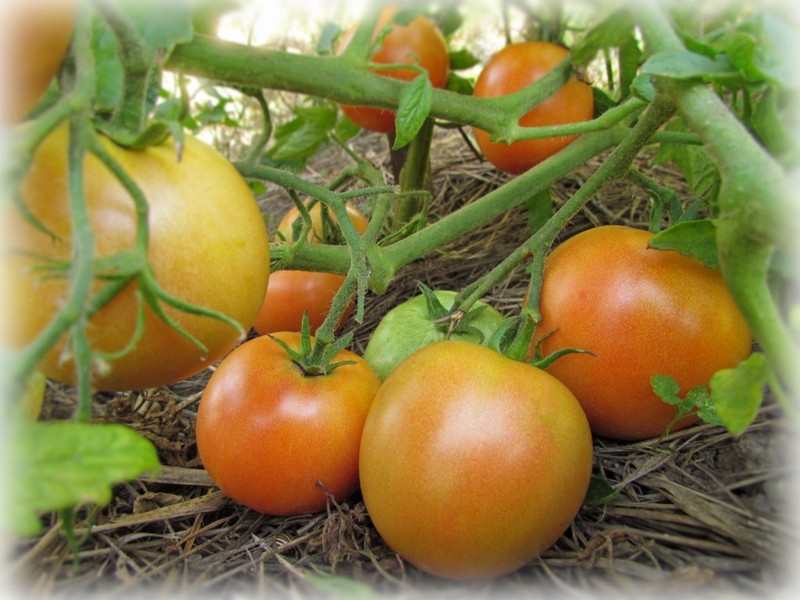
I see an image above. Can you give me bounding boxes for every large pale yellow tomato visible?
[4,124,270,391]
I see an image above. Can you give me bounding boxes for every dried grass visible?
[7,128,796,599]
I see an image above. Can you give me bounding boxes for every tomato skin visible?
[253,270,352,334]
[363,290,505,380]
[472,41,594,174]
[3,0,76,122]
[338,7,450,133]
[196,332,381,516]
[255,202,368,335]
[359,340,593,580]
[4,124,270,391]
[530,225,753,441]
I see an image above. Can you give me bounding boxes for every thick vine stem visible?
[634,2,800,406]
[165,35,666,146]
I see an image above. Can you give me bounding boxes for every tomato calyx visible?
[418,283,493,342]
[489,318,593,367]
[267,315,357,377]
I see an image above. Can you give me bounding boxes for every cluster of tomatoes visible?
[7,4,752,583]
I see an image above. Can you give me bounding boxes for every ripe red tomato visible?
[359,340,593,580]
[3,0,76,122]
[196,332,381,516]
[338,6,450,133]
[4,124,270,391]
[529,225,753,441]
[472,41,594,174]
[253,202,368,335]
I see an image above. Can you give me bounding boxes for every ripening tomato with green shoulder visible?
[196,332,381,516]
[359,340,593,580]
[253,201,368,335]
[472,41,594,174]
[337,5,450,133]
[528,225,753,441]
[4,0,76,122]
[363,289,505,380]
[3,124,270,391]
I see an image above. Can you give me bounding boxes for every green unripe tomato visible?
[364,290,505,380]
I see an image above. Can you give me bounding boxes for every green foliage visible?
[393,74,434,150]
[651,375,722,436]
[6,421,160,537]
[649,220,719,267]
[266,103,338,169]
[711,353,769,435]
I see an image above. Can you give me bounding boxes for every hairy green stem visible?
[634,2,800,403]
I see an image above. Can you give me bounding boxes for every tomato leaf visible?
[448,48,480,70]
[649,220,719,267]
[640,50,739,82]
[393,74,433,150]
[269,105,337,165]
[711,353,768,435]
[5,422,160,537]
[583,476,619,506]
[445,73,474,96]
[570,9,634,66]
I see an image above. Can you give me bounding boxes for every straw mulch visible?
[6,128,797,599]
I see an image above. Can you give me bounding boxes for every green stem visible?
[394,118,435,226]
[634,3,800,403]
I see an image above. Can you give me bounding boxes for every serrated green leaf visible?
[445,72,474,96]
[711,353,768,435]
[270,105,337,163]
[91,14,124,112]
[640,50,738,82]
[630,73,657,101]
[584,476,619,506]
[449,48,480,70]
[571,9,635,66]
[393,74,433,150]
[651,373,681,404]
[6,422,160,537]
[649,220,719,267]
[119,0,193,58]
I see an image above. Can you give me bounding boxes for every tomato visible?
[4,124,270,391]
[338,6,450,133]
[472,41,594,174]
[253,201,368,335]
[363,290,505,380]
[3,0,76,122]
[529,225,753,441]
[359,340,593,580]
[276,201,369,244]
[196,332,381,516]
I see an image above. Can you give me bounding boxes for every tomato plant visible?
[4,124,270,391]
[472,41,594,174]
[359,340,593,580]
[529,225,753,441]
[254,201,368,335]
[196,332,380,516]
[337,6,450,134]
[3,0,76,121]
[363,288,505,380]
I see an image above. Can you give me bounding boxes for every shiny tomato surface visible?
[472,41,594,174]
[338,6,449,133]
[196,332,380,515]
[359,340,593,579]
[530,225,753,440]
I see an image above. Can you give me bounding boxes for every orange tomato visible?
[529,225,753,441]
[359,340,593,580]
[254,201,368,335]
[472,41,594,174]
[196,332,380,516]
[338,6,449,133]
